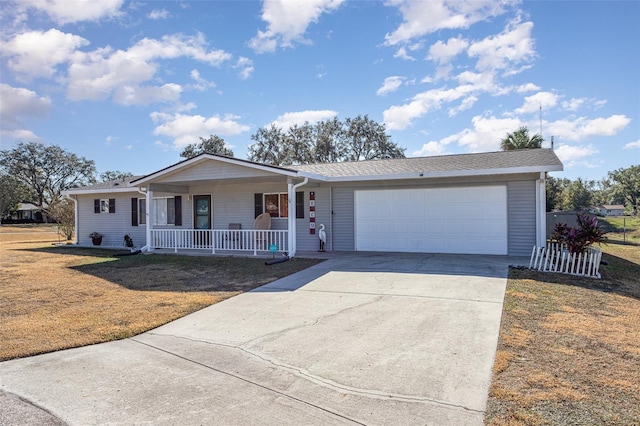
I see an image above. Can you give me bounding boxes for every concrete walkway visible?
[0,253,523,425]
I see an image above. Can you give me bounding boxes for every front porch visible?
[150,228,289,255]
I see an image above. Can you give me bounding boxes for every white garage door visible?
[355,186,507,255]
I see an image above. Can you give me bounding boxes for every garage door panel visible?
[355,186,507,255]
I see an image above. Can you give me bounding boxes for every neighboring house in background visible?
[62,149,563,257]
[5,202,50,222]
[16,203,39,220]
[591,205,626,216]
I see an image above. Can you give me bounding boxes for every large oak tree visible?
[0,142,96,209]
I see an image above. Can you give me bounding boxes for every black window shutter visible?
[296,191,304,219]
[108,198,116,213]
[174,196,182,226]
[254,193,263,218]
[94,199,100,213]
[131,198,138,226]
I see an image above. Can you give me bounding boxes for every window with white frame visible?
[94,198,115,214]
[139,197,175,225]
[264,193,289,218]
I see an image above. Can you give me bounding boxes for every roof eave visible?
[325,164,564,182]
[62,187,141,196]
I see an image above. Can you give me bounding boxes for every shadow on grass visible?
[18,245,323,293]
[17,245,130,259]
[511,251,640,301]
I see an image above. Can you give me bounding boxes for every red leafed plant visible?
[551,213,607,254]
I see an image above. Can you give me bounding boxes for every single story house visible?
[591,204,626,217]
[63,149,563,257]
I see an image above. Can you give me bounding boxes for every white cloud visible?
[377,76,405,96]
[514,91,559,114]
[384,70,504,130]
[0,84,52,129]
[467,19,536,74]
[249,0,344,53]
[448,95,478,116]
[516,83,540,93]
[189,69,216,91]
[148,9,170,20]
[384,0,513,46]
[0,129,44,144]
[2,29,89,80]
[561,97,607,111]
[271,110,338,129]
[384,84,476,130]
[412,140,450,156]
[393,47,415,61]
[580,115,630,137]
[554,144,598,167]
[18,0,124,24]
[545,115,631,141]
[151,112,250,148]
[428,36,469,64]
[113,83,182,106]
[234,57,254,80]
[457,115,522,152]
[67,33,232,104]
[624,140,640,149]
[561,97,585,112]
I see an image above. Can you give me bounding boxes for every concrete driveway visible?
[0,253,519,425]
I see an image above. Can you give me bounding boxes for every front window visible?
[139,199,146,225]
[264,193,289,218]
[139,197,175,225]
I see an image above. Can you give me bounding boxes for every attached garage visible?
[355,186,508,255]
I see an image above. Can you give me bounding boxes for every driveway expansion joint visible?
[136,334,483,415]
[130,337,366,425]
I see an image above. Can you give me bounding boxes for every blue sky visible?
[1,0,638,181]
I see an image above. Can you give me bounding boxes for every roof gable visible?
[132,154,299,185]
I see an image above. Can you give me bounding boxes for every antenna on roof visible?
[539,103,543,138]
[551,135,554,150]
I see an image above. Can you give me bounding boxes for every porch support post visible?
[287,178,294,256]
[535,172,546,248]
[288,177,308,257]
[146,188,153,252]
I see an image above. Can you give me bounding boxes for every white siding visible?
[76,193,145,247]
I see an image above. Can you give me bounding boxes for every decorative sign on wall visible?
[309,191,315,234]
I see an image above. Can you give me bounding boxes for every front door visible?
[193,195,211,247]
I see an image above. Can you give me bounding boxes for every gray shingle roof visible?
[290,149,562,177]
[71,176,145,191]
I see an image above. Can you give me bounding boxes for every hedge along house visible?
[63,149,563,257]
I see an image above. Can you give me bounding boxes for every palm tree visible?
[500,126,544,151]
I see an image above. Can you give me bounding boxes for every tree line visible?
[547,167,639,215]
[179,115,405,164]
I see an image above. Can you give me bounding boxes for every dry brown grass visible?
[485,218,640,425]
[0,225,321,361]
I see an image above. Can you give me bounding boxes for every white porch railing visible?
[150,229,288,255]
[529,243,603,279]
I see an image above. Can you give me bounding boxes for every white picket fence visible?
[529,243,603,279]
